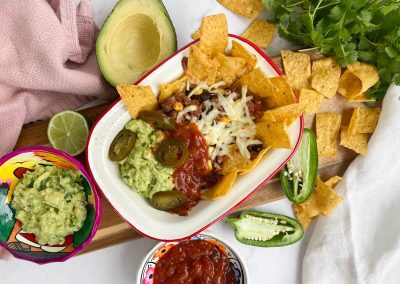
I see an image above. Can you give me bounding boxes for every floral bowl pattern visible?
[137,232,248,283]
[0,146,101,264]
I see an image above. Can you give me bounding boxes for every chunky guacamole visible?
[120,119,174,198]
[11,165,87,246]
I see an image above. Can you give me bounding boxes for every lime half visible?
[47,111,90,156]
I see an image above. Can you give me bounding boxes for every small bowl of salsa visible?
[137,232,248,284]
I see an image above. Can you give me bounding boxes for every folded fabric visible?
[0,0,115,157]
[303,85,400,283]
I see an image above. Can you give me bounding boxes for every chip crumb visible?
[348,107,381,134]
[340,126,368,156]
[316,113,342,158]
[281,50,311,94]
[116,85,158,118]
[299,88,324,114]
[217,0,264,19]
[311,57,341,99]
[241,19,277,49]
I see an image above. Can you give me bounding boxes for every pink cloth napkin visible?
[0,0,115,157]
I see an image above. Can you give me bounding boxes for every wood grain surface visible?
[15,48,360,254]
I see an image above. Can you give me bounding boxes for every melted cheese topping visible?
[179,83,262,162]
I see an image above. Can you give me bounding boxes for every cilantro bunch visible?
[263,0,400,100]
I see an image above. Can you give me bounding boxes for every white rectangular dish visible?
[86,35,304,241]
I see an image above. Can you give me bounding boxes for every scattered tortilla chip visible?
[324,176,342,189]
[316,113,342,158]
[201,170,238,200]
[159,76,187,103]
[261,103,305,126]
[265,76,296,108]
[214,53,247,86]
[231,41,257,74]
[191,28,200,40]
[337,69,362,99]
[237,68,277,98]
[299,88,324,114]
[217,0,264,19]
[221,145,270,175]
[281,50,311,93]
[347,61,379,93]
[348,107,381,134]
[293,176,342,228]
[241,19,277,49]
[256,120,291,149]
[186,45,218,85]
[311,57,341,99]
[340,126,368,156]
[116,85,158,118]
[198,14,228,56]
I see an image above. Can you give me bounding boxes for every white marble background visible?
[0,1,313,283]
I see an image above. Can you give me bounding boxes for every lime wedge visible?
[47,111,90,156]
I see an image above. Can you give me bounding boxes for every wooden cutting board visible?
[15,49,359,253]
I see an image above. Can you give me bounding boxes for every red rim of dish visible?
[0,145,102,265]
[85,34,304,242]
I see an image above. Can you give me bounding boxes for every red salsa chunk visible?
[153,240,237,284]
[170,123,215,215]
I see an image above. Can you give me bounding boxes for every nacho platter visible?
[86,35,303,241]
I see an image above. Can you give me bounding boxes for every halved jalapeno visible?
[139,110,176,130]
[108,129,137,162]
[150,191,188,211]
[155,138,189,168]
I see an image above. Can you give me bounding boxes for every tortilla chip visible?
[191,28,200,40]
[293,176,342,228]
[231,41,257,74]
[316,113,342,158]
[187,45,218,85]
[198,14,228,56]
[265,76,296,108]
[201,170,238,200]
[337,69,362,99]
[348,107,381,134]
[340,126,368,156]
[324,176,342,189]
[158,76,187,103]
[311,57,341,99]
[256,120,291,149]
[292,204,313,229]
[241,19,276,49]
[261,103,305,126]
[299,89,324,114]
[346,93,376,103]
[217,0,264,19]
[347,61,379,93]
[221,145,270,175]
[214,53,247,86]
[116,85,158,118]
[237,68,277,98]
[281,50,311,93]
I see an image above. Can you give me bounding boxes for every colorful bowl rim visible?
[135,230,249,284]
[86,34,304,242]
[0,145,102,265]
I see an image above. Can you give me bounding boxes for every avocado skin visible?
[96,0,177,86]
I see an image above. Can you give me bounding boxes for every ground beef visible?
[202,171,220,188]
[247,95,264,120]
[248,144,263,159]
[161,90,191,112]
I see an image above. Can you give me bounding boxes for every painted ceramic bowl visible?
[87,35,303,241]
[0,146,101,264]
[137,232,248,283]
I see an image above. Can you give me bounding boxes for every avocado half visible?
[96,0,177,86]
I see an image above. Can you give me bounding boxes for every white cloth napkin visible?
[303,85,400,283]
